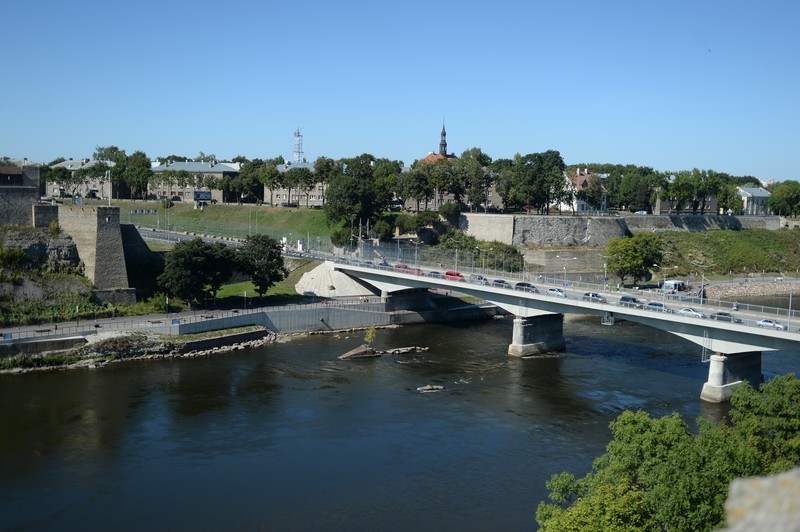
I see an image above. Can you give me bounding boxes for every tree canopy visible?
[606,233,663,285]
[235,234,287,298]
[536,373,800,531]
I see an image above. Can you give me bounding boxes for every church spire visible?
[439,118,448,157]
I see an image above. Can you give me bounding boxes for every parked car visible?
[710,311,742,323]
[756,318,786,330]
[444,271,466,282]
[581,292,606,303]
[469,274,489,285]
[492,279,513,289]
[427,271,443,279]
[645,301,673,313]
[515,282,539,293]
[547,288,567,298]
[618,295,645,308]
[679,308,707,319]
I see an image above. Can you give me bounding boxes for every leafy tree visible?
[537,374,800,532]
[372,219,394,241]
[718,183,743,214]
[205,242,235,304]
[606,233,663,285]
[312,155,339,206]
[324,153,379,228]
[124,166,153,199]
[372,158,403,212]
[157,238,234,307]
[287,167,315,208]
[234,159,267,203]
[398,165,434,211]
[235,234,287,298]
[439,202,461,225]
[455,147,493,212]
[769,180,800,217]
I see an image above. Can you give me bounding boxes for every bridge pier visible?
[508,314,565,357]
[700,351,762,403]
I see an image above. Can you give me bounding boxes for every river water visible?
[1,313,799,531]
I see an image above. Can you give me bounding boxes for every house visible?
[49,158,116,199]
[738,186,771,215]
[561,168,607,213]
[150,160,238,204]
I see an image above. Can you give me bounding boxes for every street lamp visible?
[557,255,577,288]
[690,260,715,306]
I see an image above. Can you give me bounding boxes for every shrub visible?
[48,220,60,236]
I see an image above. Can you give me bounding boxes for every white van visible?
[662,280,687,292]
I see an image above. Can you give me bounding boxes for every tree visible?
[769,180,800,217]
[235,234,287,298]
[287,167,315,208]
[324,154,379,228]
[455,148,493,212]
[537,374,800,532]
[157,238,235,307]
[372,158,403,212]
[606,233,663,285]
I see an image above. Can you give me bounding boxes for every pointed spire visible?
[439,117,447,156]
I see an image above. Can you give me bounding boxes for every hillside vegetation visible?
[660,228,800,277]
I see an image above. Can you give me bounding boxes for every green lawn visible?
[112,199,331,241]
[214,258,320,307]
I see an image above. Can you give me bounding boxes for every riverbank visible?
[706,280,799,301]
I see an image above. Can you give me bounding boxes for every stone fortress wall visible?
[53,206,129,290]
[461,213,783,273]
[0,187,39,227]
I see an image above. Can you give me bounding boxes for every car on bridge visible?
[444,271,466,282]
[618,295,645,308]
[469,274,489,285]
[492,279,513,289]
[547,288,567,298]
[679,308,707,319]
[427,271,443,279]
[756,318,786,330]
[515,282,539,293]
[710,311,742,323]
[581,292,606,303]
[394,264,424,276]
[645,301,673,313]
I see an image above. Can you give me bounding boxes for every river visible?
[1,311,799,531]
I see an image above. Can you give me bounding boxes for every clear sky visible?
[4,0,799,181]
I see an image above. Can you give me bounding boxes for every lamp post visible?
[557,255,577,288]
[690,260,715,306]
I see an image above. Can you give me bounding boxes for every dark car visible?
[619,295,645,308]
[645,301,674,313]
[581,292,606,303]
[492,279,513,289]
[515,282,539,293]
[710,311,742,323]
[427,271,443,279]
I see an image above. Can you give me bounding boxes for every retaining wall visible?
[460,213,782,248]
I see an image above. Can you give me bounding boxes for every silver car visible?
[679,308,707,319]
[756,318,786,330]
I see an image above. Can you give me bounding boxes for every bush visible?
[439,203,461,225]
[372,220,393,241]
[416,210,439,227]
[48,220,60,236]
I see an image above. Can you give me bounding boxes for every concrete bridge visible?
[329,260,800,403]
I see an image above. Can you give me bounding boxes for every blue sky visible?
[4,1,799,181]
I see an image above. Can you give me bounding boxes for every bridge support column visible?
[700,351,762,403]
[508,314,565,357]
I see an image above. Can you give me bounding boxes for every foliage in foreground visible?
[536,374,800,531]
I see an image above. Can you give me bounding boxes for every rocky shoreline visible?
[705,281,799,301]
